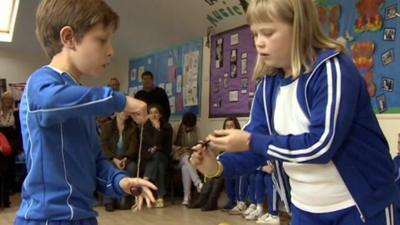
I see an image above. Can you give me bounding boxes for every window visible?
[0,0,20,42]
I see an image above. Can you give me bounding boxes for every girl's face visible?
[149,107,161,121]
[250,20,293,75]
[224,120,236,130]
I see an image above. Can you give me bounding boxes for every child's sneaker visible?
[242,203,256,216]
[155,198,164,208]
[229,201,247,215]
[181,196,190,206]
[256,213,280,224]
[245,206,263,220]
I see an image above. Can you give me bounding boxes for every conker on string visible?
[130,186,143,196]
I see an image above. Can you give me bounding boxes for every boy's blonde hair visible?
[36,0,119,58]
[246,0,345,79]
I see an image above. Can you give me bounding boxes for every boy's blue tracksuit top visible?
[219,49,400,222]
[16,66,128,221]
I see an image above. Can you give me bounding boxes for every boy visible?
[15,0,156,224]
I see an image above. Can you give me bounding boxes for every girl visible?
[191,0,399,224]
[221,118,250,214]
[140,104,172,208]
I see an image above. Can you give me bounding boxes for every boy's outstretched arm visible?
[26,71,148,126]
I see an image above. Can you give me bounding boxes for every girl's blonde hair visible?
[246,0,345,79]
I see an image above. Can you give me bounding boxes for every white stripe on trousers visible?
[385,204,395,225]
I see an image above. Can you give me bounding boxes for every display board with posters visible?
[128,38,203,118]
[209,25,258,118]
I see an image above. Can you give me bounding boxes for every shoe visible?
[188,194,207,208]
[221,201,235,212]
[256,213,280,224]
[196,182,204,192]
[182,196,190,206]
[245,207,263,220]
[105,203,115,212]
[229,201,247,215]
[117,196,133,210]
[242,203,256,216]
[189,181,213,208]
[201,198,218,211]
[155,198,164,208]
[201,177,224,211]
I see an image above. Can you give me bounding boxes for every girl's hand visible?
[119,177,157,210]
[207,129,251,152]
[190,142,219,177]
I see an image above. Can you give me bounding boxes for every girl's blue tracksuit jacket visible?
[16,66,128,221]
[218,49,400,222]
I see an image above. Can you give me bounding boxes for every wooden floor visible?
[0,194,290,225]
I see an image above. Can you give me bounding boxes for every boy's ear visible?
[59,26,76,49]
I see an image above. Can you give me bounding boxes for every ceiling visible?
[0,0,248,60]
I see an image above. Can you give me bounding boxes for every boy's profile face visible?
[69,23,115,77]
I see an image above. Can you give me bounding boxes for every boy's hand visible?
[124,97,147,124]
[119,177,157,210]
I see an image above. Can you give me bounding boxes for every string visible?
[131,123,144,212]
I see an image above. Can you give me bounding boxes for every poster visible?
[183,51,199,106]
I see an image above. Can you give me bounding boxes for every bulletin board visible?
[128,38,203,118]
[209,25,258,118]
[316,0,400,113]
